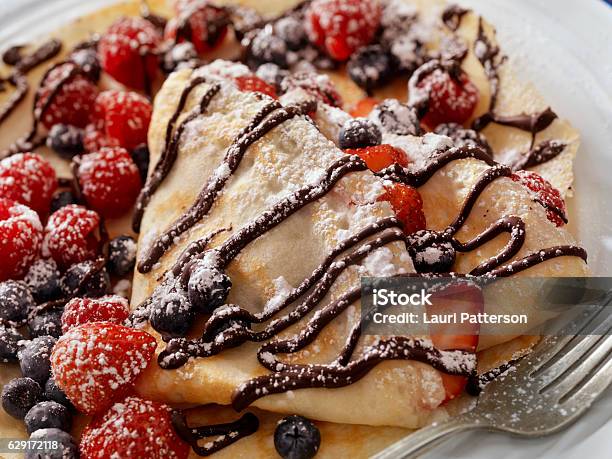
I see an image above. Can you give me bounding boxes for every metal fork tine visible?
[541,333,612,399]
[561,352,612,407]
[532,310,612,381]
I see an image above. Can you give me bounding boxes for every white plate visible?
[0,1,610,458]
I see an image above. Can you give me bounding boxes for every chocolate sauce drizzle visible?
[442,4,469,31]
[172,411,259,456]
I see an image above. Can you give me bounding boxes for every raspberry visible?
[82,124,119,153]
[98,17,161,91]
[61,296,130,333]
[280,72,343,107]
[0,153,57,216]
[50,323,157,415]
[92,90,153,151]
[80,396,190,459]
[511,170,567,226]
[0,199,43,281]
[345,144,408,172]
[378,183,426,234]
[165,0,230,54]
[416,69,479,129]
[42,205,101,269]
[235,75,277,98]
[35,62,98,129]
[77,147,142,218]
[306,0,382,61]
[350,97,380,117]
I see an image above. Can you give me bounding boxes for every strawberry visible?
[378,183,426,234]
[235,75,277,98]
[42,205,101,269]
[77,147,142,218]
[306,0,382,61]
[83,124,119,153]
[98,17,161,91]
[92,90,152,151]
[80,396,190,459]
[50,322,157,415]
[345,144,408,172]
[427,282,483,402]
[61,296,130,333]
[511,170,567,226]
[416,68,479,129]
[350,97,380,117]
[35,62,98,129]
[0,153,57,216]
[0,198,43,281]
[165,0,230,54]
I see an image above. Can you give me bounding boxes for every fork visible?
[373,301,612,459]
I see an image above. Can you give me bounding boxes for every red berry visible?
[165,0,230,54]
[511,170,567,226]
[281,72,343,107]
[345,144,408,172]
[83,124,119,152]
[98,17,161,91]
[0,153,57,216]
[0,198,43,281]
[77,147,142,218]
[42,205,101,269]
[92,90,152,151]
[350,97,379,117]
[378,183,426,234]
[235,75,277,98]
[416,69,479,129]
[51,323,157,415]
[62,296,130,333]
[81,396,190,459]
[306,0,381,61]
[35,62,98,129]
[427,283,483,401]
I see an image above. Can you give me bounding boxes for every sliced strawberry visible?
[427,282,484,402]
[235,75,277,98]
[350,97,380,117]
[378,183,426,234]
[416,68,479,129]
[61,296,130,333]
[81,396,190,459]
[35,62,98,129]
[511,170,567,226]
[306,0,382,61]
[0,153,57,216]
[51,322,157,415]
[0,198,43,281]
[42,205,101,269]
[345,144,408,172]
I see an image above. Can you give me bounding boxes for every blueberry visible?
[46,124,84,159]
[25,428,79,459]
[347,45,395,92]
[107,235,137,277]
[131,143,150,182]
[434,123,491,153]
[150,293,195,337]
[0,325,22,363]
[368,99,421,136]
[1,377,43,419]
[162,42,198,73]
[338,118,382,150]
[389,35,426,74]
[28,309,63,339]
[24,401,72,434]
[0,280,35,323]
[187,263,232,313]
[256,63,288,92]
[61,261,110,298]
[247,26,288,68]
[50,190,78,214]
[18,335,56,385]
[70,47,101,82]
[275,16,307,50]
[24,259,62,303]
[231,6,264,41]
[274,415,321,459]
[44,377,73,409]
